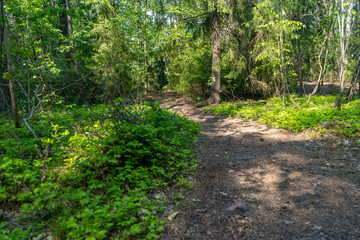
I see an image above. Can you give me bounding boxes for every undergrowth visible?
[0,101,200,239]
[207,95,360,143]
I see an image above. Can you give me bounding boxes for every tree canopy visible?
[0,0,359,113]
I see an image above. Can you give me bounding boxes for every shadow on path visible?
[150,91,360,240]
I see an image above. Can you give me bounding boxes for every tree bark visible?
[143,0,148,90]
[347,55,360,100]
[335,0,354,110]
[1,0,20,128]
[59,0,68,37]
[209,1,221,104]
[65,0,73,35]
[297,39,304,96]
[347,0,360,99]
[307,25,331,106]
[65,0,84,105]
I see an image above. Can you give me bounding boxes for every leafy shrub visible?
[207,95,360,140]
[0,101,200,239]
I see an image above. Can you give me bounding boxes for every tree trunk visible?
[65,0,84,105]
[2,0,20,128]
[297,39,304,96]
[143,0,148,90]
[59,0,68,37]
[347,55,360,100]
[307,24,331,106]
[65,0,72,35]
[335,0,354,110]
[209,1,221,104]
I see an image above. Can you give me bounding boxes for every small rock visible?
[153,192,166,200]
[185,229,193,237]
[226,200,247,212]
[313,225,322,230]
[284,220,294,225]
[232,156,256,161]
[313,182,321,187]
[320,121,330,128]
[168,212,181,221]
[196,208,208,213]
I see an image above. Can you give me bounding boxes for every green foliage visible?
[0,103,200,239]
[169,39,211,97]
[207,95,360,141]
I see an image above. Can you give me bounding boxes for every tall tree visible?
[1,0,20,128]
[65,0,84,105]
[335,0,355,109]
[209,0,221,104]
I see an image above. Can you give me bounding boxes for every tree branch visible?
[180,12,211,22]
[8,120,22,143]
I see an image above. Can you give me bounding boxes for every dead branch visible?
[7,120,22,143]
[22,90,42,139]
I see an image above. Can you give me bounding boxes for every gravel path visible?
[150,91,360,240]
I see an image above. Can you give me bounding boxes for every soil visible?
[148,91,360,240]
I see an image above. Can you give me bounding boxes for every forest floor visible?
[148,91,360,240]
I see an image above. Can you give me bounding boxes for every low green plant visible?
[207,95,360,141]
[0,101,200,239]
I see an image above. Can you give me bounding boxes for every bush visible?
[207,95,360,140]
[0,101,200,239]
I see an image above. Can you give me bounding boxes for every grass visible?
[207,95,360,143]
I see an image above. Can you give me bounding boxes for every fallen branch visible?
[7,120,22,143]
[22,90,42,139]
[0,110,9,118]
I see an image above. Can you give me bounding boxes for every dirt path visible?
[149,91,360,240]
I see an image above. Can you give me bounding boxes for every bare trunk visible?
[335,0,354,110]
[2,0,20,128]
[25,0,31,112]
[347,0,360,99]
[65,0,83,105]
[143,0,148,90]
[65,0,72,35]
[278,28,286,99]
[307,49,329,105]
[59,0,68,37]
[144,38,148,89]
[209,2,221,104]
[307,2,334,105]
[297,39,304,96]
[347,55,360,100]
[307,27,331,106]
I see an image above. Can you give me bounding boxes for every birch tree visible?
[335,0,355,109]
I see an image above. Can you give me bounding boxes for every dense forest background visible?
[1,0,360,118]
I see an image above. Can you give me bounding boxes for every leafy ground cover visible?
[0,101,200,239]
[207,95,360,143]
